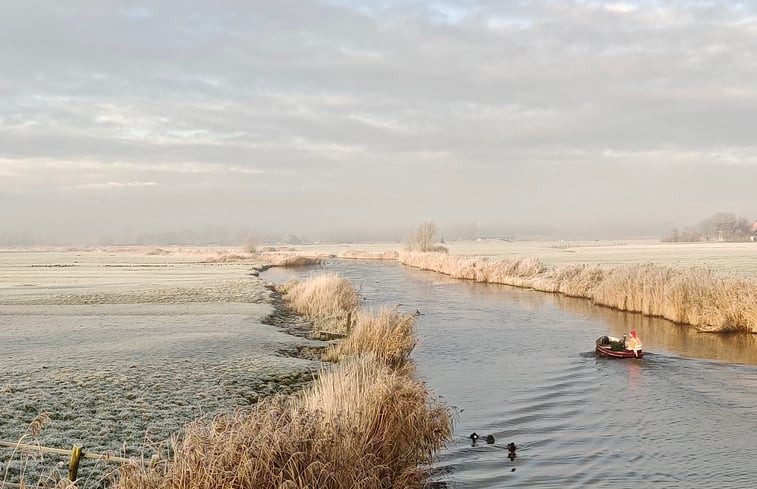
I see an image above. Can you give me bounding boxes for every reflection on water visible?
[262,260,757,489]
[551,294,757,366]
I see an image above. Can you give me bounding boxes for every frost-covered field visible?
[0,249,322,485]
[297,239,757,277]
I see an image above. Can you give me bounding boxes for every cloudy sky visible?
[2,0,756,244]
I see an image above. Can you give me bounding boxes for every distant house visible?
[752,221,757,242]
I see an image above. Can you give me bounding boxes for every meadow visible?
[0,249,320,487]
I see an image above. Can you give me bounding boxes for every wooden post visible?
[68,445,83,482]
[346,311,352,335]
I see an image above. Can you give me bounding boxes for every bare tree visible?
[404,221,447,252]
[699,213,752,242]
[416,221,437,251]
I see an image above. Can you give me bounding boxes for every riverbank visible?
[115,272,451,489]
[253,241,757,334]
[397,253,757,333]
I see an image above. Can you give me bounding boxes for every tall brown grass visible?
[323,308,416,366]
[116,272,451,489]
[117,357,450,489]
[399,252,757,333]
[338,250,400,260]
[278,274,360,335]
[258,252,323,267]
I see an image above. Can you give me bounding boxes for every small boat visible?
[595,335,643,358]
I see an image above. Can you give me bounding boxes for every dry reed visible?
[338,250,400,260]
[2,413,52,488]
[116,271,451,489]
[322,308,416,366]
[116,357,450,489]
[398,252,757,333]
[201,253,253,263]
[258,252,324,267]
[278,274,360,335]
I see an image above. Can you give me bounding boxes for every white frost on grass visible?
[0,249,322,486]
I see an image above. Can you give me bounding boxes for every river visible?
[263,259,757,489]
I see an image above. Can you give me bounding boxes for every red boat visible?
[595,335,643,358]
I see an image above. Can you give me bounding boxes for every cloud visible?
[69,181,159,190]
[1,0,756,242]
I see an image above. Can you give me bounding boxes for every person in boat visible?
[625,330,642,357]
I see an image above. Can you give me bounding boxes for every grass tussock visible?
[117,357,450,489]
[202,253,252,263]
[278,274,360,334]
[323,308,416,366]
[399,252,757,333]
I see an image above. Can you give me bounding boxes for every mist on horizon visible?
[2,1,756,246]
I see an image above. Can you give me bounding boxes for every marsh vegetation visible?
[398,253,757,333]
[116,272,451,489]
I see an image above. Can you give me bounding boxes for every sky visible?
[2,0,757,244]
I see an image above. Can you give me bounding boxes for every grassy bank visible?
[116,273,451,489]
[398,252,757,333]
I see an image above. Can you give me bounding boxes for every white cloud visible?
[68,181,159,190]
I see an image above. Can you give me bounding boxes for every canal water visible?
[262,260,757,489]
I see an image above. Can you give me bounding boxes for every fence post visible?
[346,311,352,334]
[68,445,83,482]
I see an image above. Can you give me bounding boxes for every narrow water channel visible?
[263,260,757,489]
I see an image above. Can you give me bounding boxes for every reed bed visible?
[117,357,449,489]
[201,253,253,263]
[338,250,400,260]
[399,252,757,333]
[258,252,324,267]
[116,273,451,489]
[322,308,416,366]
[277,274,360,335]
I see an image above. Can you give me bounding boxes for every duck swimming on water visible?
[469,433,496,446]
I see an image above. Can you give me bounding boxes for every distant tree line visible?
[663,212,754,243]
